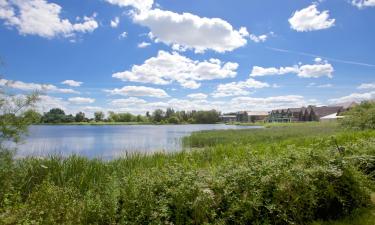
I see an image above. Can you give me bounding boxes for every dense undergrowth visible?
[0,122,374,224]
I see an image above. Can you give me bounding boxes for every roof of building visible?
[312,106,343,117]
[320,113,345,120]
[288,108,303,113]
[246,111,269,116]
[220,115,237,118]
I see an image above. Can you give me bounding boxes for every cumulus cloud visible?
[61,80,83,87]
[68,97,95,104]
[212,78,270,98]
[351,0,375,8]
[118,31,128,39]
[358,83,375,89]
[250,58,334,78]
[110,17,120,28]
[328,91,375,104]
[132,8,250,53]
[137,41,151,48]
[105,85,170,98]
[0,0,98,38]
[288,4,335,32]
[112,50,238,89]
[0,78,79,94]
[105,0,153,11]
[187,93,208,100]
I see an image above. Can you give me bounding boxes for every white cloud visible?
[358,83,375,89]
[307,83,333,88]
[250,58,334,78]
[119,31,128,39]
[212,78,270,98]
[328,91,375,104]
[298,63,334,78]
[61,80,83,87]
[251,66,299,77]
[132,9,249,53]
[249,34,268,43]
[0,0,98,38]
[37,95,68,112]
[112,50,238,89]
[288,4,335,32]
[351,0,375,8]
[187,93,208,100]
[110,97,147,106]
[68,97,95,104]
[105,0,153,11]
[228,95,320,111]
[0,78,79,94]
[137,41,151,48]
[110,17,120,28]
[106,85,169,98]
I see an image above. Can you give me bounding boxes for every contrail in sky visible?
[266,47,375,67]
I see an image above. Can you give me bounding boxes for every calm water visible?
[14,124,262,159]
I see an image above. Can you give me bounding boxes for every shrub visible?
[168,116,180,124]
[340,101,375,130]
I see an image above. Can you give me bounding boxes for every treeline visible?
[30,108,221,124]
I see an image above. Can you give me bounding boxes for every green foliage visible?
[41,108,68,123]
[168,116,180,124]
[94,111,105,122]
[0,124,374,224]
[75,112,87,122]
[0,92,40,143]
[340,101,375,130]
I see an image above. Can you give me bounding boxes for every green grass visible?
[1,123,374,224]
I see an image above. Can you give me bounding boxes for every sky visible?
[0,0,374,116]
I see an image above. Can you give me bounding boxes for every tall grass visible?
[0,123,374,224]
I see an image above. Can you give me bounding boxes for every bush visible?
[340,101,375,130]
[168,116,180,124]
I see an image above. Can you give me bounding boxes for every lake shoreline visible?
[33,122,265,126]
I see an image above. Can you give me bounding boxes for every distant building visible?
[268,104,354,123]
[247,111,269,122]
[220,114,237,123]
[320,113,345,122]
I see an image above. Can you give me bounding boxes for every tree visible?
[94,111,105,122]
[0,92,40,144]
[23,109,42,124]
[75,112,86,122]
[168,116,180,124]
[41,108,66,123]
[152,109,164,122]
[165,108,175,119]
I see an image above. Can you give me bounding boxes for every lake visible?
[14,124,262,159]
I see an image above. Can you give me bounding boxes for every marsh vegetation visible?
[0,100,374,224]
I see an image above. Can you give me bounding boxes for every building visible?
[220,111,269,123]
[220,114,237,123]
[320,113,345,122]
[247,111,269,122]
[268,105,351,123]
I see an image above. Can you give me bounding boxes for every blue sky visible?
[0,0,374,116]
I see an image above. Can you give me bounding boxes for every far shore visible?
[32,122,264,126]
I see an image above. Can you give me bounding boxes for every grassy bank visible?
[0,123,374,224]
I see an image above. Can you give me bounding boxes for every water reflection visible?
[16,124,262,159]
